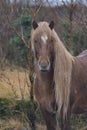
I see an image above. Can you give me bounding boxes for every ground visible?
[0,119,46,130]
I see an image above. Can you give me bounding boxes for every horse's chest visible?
[34,79,55,112]
[35,83,53,102]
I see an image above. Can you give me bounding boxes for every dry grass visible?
[0,68,46,130]
[36,124,46,130]
[0,68,30,98]
[0,119,46,130]
[0,118,23,130]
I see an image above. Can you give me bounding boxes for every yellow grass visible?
[0,119,22,130]
[0,119,46,130]
[0,68,46,130]
[0,68,30,98]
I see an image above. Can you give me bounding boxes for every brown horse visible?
[31,21,87,130]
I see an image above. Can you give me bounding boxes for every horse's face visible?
[32,21,55,72]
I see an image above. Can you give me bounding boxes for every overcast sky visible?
[47,0,87,5]
[10,0,87,5]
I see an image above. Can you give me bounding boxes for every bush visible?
[0,98,13,118]
[0,98,43,123]
[7,15,32,67]
[61,20,87,56]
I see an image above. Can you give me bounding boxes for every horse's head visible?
[31,21,55,72]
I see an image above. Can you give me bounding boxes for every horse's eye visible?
[51,39,54,43]
[34,40,37,43]
[34,40,41,48]
[35,50,40,60]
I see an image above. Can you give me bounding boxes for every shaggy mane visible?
[53,30,74,118]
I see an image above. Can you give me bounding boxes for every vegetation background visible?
[0,0,87,130]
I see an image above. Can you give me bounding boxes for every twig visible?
[7,16,30,48]
[33,3,42,19]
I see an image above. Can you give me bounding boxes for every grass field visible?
[0,68,47,130]
[0,68,30,98]
[0,119,46,130]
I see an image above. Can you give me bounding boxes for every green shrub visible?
[0,98,87,128]
[0,98,13,118]
[0,98,43,123]
[7,15,32,67]
[61,20,87,56]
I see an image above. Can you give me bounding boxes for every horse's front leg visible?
[60,115,71,130]
[40,104,60,130]
[60,107,71,130]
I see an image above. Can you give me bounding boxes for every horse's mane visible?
[31,22,74,118]
[53,30,74,118]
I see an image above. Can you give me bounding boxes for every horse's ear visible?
[32,20,38,30]
[49,21,54,30]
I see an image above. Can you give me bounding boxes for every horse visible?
[31,21,87,130]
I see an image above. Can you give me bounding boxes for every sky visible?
[10,0,87,5]
[47,0,87,5]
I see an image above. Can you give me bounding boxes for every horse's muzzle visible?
[38,60,50,72]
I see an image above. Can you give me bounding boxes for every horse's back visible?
[76,50,87,65]
[75,50,87,84]
[77,50,87,58]
[71,50,87,114]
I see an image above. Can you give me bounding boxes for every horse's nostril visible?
[39,61,50,71]
[41,63,48,68]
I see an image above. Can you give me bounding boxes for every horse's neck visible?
[35,63,54,84]
[40,70,53,81]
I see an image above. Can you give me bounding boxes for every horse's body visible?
[71,51,87,114]
[31,21,87,130]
